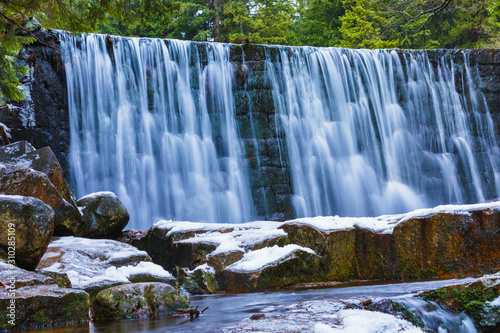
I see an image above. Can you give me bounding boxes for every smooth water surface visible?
[31,278,476,333]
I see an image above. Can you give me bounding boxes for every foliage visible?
[294,0,344,47]
[2,0,500,101]
[0,0,179,101]
[339,0,397,49]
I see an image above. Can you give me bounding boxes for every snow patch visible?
[190,263,216,275]
[38,237,171,290]
[226,244,316,273]
[79,191,116,201]
[287,201,500,234]
[161,220,286,256]
[317,309,424,332]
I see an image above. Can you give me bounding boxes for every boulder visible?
[393,205,500,279]
[0,141,35,160]
[0,143,82,236]
[14,17,42,36]
[134,202,500,293]
[173,264,219,295]
[218,245,320,292]
[76,191,129,239]
[0,284,89,330]
[0,163,82,235]
[0,259,53,287]
[0,144,77,206]
[137,220,287,272]
[37,237,176,296]
[0,195,54,270]
[92,282,189,320]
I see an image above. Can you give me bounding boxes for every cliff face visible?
[3,31,500,221]
[0,30,70,177]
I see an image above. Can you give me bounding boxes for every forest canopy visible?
[1,0,500,100]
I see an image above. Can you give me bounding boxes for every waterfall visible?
[266,47,500,218]
[61,33,500,227]
[61,34,254,229]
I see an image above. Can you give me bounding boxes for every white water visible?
[61,34,254,229]
[266,48,500,218]
[62,34,500,227]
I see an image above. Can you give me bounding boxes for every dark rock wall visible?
[1,30,70,177]
[6,32,500,221]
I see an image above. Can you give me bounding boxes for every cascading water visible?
[266,47,500,218]
[61,34,254,229]
[397,297,477,332]
[62,33,499,227]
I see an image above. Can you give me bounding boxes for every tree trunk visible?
[212,0,221,42]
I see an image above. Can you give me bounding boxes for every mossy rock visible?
[0,195,55,270]
[0,163,82,235]
[92,282,189,319]
[393,208,500,279]
[217,247,320,292]
[420,277,500,331]
[76,192,129,239]
[0,284,89,330]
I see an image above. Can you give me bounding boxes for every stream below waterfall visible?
[31,278,478,333]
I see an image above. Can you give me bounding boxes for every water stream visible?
[30,278,477,333]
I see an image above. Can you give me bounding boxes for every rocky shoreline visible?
[2,141,500,331]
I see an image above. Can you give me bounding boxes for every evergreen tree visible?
[295,0,344,47]
[339,0,397,48]
[0,0,179,101]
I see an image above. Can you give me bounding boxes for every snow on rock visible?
[78,191,117,201]
[190,263,216,275]
[313,309,423,333]
[156,219,286,256]
[226,244,316,273]
[286,200,500,234]
[37,237,173,291]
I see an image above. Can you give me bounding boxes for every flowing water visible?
[30,278,478,332]
[61,35,254,229]
[61,34,500,228]
[266,48,500,218]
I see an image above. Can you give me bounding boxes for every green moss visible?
[465,300,486,323]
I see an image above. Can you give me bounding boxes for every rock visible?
[0,145,77,206]
[37,237,175,296]
[0,284,89,330]
[0,143,82,235]
[116,229,148,248]
[218,245,320,292]
[0,259,53,287]
[36,271,72,288]
[135,202,500,293]
[14,17,42,36]
[173,264,219,295]
[0,195,55,270]
[76,191,130,239]
[0,163,82,235]
[0,141,35,160]
[250,313,266,320]
[92,282,189,320]
[393,205,500,279]
[138,220,286,272]
[420,275,500,331]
